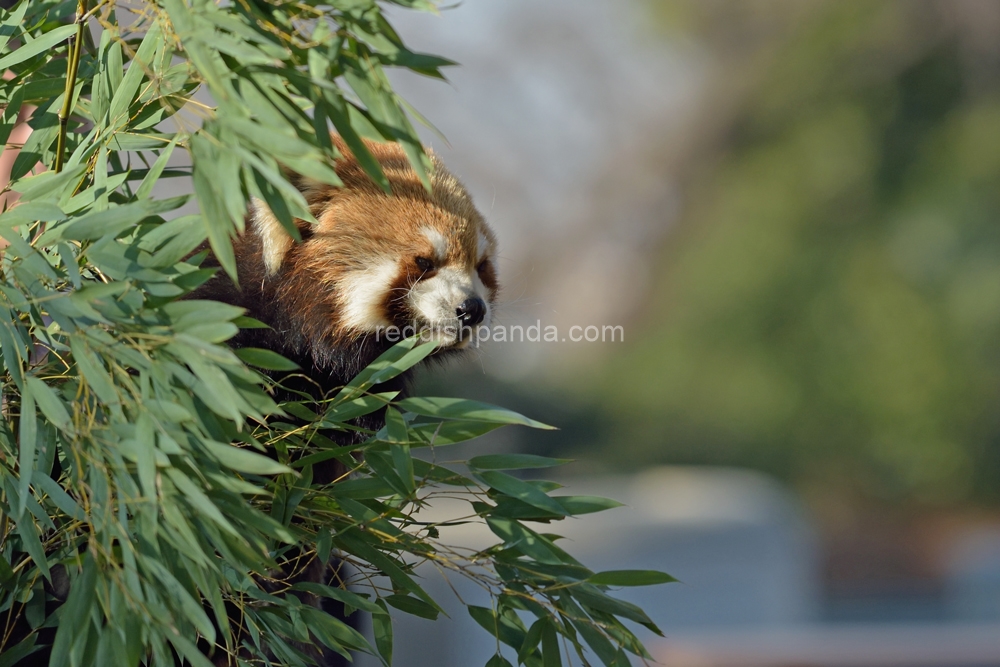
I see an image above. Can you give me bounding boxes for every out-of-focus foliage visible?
[0,1,669,665]
[601,0,1000,506]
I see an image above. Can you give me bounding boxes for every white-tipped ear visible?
[250,198,295,275]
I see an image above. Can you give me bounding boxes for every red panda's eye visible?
[415,257,434,273]
[477,259,490,273]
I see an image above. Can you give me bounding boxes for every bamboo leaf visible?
[475,471,567,517]
[25,377,70,431]
[16,381,36,520]
[14,516,49,580]
[587,570,679,587]
[398,397,554,429]
[0,25,76,70]
[203,441,292,475]
[235,347,299,371]
[0,2,29,55]
[108,20,164,125]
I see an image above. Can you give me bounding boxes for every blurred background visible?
[374,1,1000,664]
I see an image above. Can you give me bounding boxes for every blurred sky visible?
[387,0,701,381]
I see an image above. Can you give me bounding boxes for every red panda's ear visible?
[249,198,296,276]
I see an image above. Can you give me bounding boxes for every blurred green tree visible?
[601,0,1000,507]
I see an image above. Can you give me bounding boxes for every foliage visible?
[592,0,1000,507]
[0,1,668,665]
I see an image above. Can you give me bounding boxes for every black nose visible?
[456,297,487,327]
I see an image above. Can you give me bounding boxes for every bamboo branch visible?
[54,0,87,174]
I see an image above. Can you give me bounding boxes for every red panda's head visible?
[242,138,498,351]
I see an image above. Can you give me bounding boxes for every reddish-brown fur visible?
[232,137,496,349]
[194,135,497,445]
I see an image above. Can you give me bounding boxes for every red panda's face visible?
[247,140,498,350]
[321,195,499,348]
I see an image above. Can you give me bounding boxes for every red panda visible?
[197,137,498,415]
[193,139,499,666]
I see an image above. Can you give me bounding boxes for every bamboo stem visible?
[54,0,87,174]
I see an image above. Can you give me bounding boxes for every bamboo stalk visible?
[54,0,87,174]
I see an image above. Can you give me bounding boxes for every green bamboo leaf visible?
[518,620,545,665]
[391,443,414,492]
[335,531,442,610]
[70,338,119,406]
[92,29,112,122]
[554,495,625,516]
[0,87,23,148]
[0,313,24,390]
[397,397,554,429]
[233,315,269,329]
[16,382,36,520]
[168,635,216,667]
[383,406,408,444]
[235,347,299,371]
[108,20,163,125]
[0,634,40,667]
[133,418,159,506]
[0,24,76,70]
[57,243,81,288]
[164,468,239,537]
[14,516,49,580]
[373,599,393,666]
[468,605,499,639]
[136,139,177,200]
[25,376,70,431]
[335,337,438,401]
[303,605,375,657]
[50,553,97,663]
[203,441,292,475]
[385,594,439,620]
[320,392,397,425]
[475,471,567,517]
[32,471,86,521]
[10,165,87,203]
[408,420,504,446]
[94,624,129,667]
[571,584,661,634]
[63,196,188,241]
[541,621,561,667]
[141,554,217,645]
[485,517,564,565]
[0,2,29,55]
[364,450,412,498]
[587,570,679,587]
[10,123,54,180]
[0,552,14,592]
[195,177,238,281]
[289,583,384,615]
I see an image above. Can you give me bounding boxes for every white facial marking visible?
[251,198,295,275]
[408,265,492,346]
[476,232,490,262]
[339,260,398,331]
[421,227,448,263]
